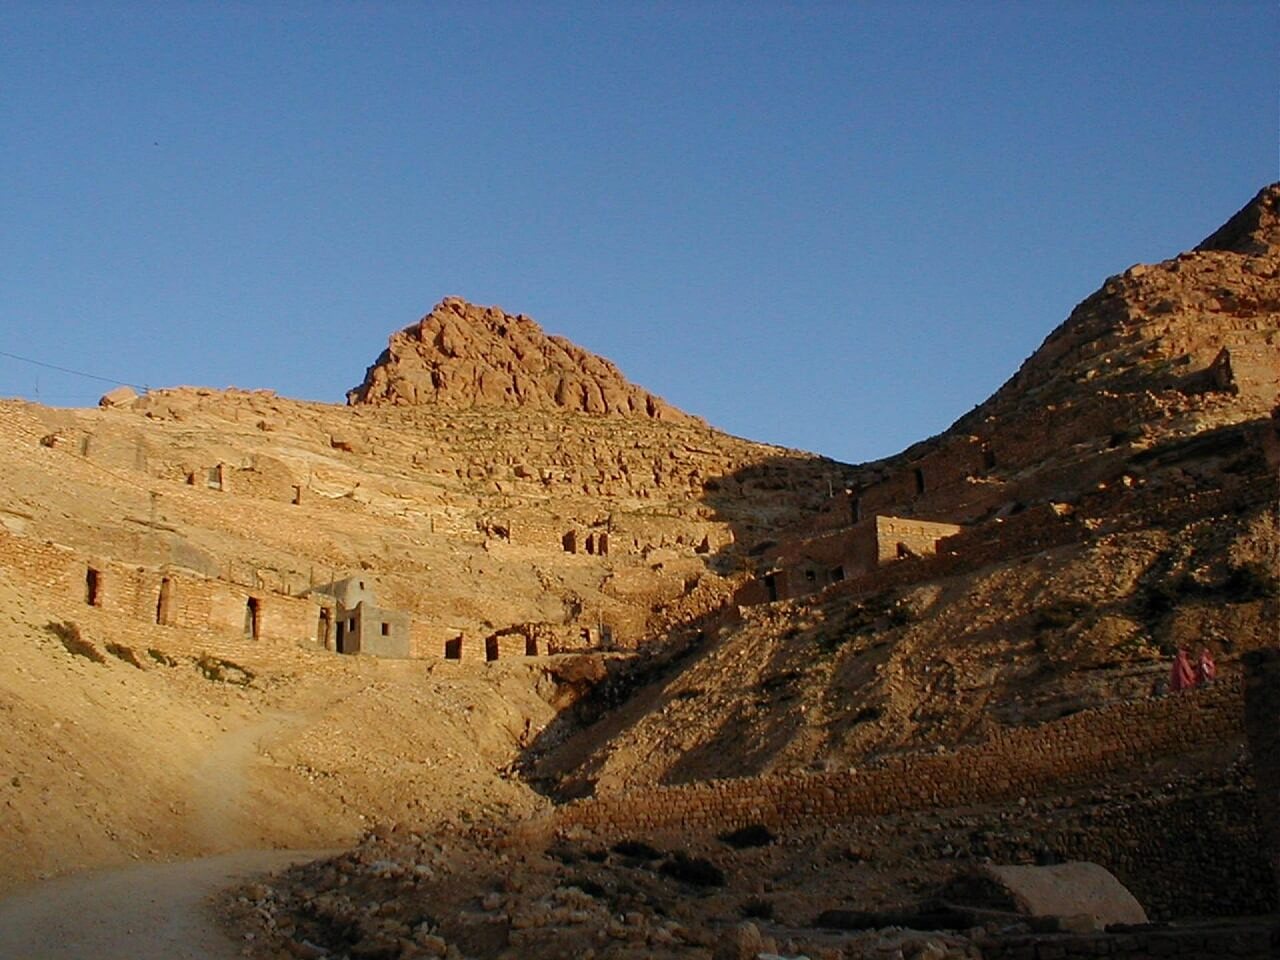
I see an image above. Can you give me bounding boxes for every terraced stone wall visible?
[553,682,1243,838]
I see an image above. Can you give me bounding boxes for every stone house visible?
[310,576,411,658]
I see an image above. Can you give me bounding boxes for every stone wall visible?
[0,527,318,647]
[553,682,1243,839]
[983,920,1280,960]
[1244,647,1280,903]
[874,515,964,562]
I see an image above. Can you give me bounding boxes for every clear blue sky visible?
[2,2,1276,464]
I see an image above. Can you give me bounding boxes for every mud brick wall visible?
[873,516,963,562]
[0,528,97,604]
[0,527,317,646]
[553,682,1243,839]
[1244,648,1280,903]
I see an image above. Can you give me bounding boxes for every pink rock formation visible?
[347,297,700,423]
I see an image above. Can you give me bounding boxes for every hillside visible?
[530,184,1280,795]
[0,186,1276,958]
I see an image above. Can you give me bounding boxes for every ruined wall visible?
[485,631,532,660]
[874,515,963,562]
[553,682,1243,839]
[748,516,966,606]
[0,527,317,646]
[1244,647,1280,903]
[229,454,300,503]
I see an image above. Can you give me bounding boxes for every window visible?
[380,622,390,636]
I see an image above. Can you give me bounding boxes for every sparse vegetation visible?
[611,840,662,861]
[658,851,725,887]
[719,824,775,849]
[46,620,105,663]
[819,591,899,653]
[194,654,255,686]
[105,642,144,669]
[563,877,607,898]
[1033,600,1089,631]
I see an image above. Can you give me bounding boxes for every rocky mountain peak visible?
[347,297,700,423]
[1196,182,1280,255]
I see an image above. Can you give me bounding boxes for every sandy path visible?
[187,710,306,850]
[0,849,326,960]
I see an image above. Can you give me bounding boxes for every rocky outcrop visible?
[348,297,699,423]
[1197,182,1280,255]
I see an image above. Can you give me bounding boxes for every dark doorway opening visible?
[913,467,926,495]
[85,568,101,606]
[155,577,172,625]
[764,572,779,602]
[485,636,500,661]
[444,636,462,660]
[336,619,346,653]
[525,635,538,656]
[245,597,261,640]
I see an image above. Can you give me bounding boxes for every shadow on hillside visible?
[514,412,1280,800]
[514,451,862,800]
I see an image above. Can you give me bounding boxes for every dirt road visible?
[0,850,326,960]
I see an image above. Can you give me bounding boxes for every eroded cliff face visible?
[347,297,699,423]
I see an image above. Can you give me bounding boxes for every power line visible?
[0,349,147,392]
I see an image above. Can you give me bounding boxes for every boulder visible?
[98,385,138,408]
